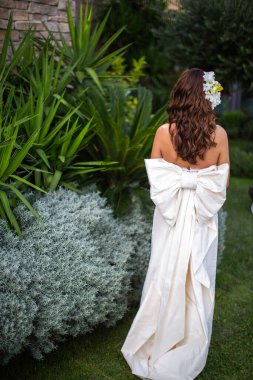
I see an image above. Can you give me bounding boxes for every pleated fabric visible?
[121,158,229,380]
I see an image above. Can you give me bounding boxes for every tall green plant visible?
[84,84,167,214]
[13,37,116,191]
[0,16,46,235]
[43,2,129,93]
[10,2,129,191]
[0,107,46,235]
[0,14,32,85]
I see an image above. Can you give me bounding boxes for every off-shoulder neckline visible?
[144,158,229,171]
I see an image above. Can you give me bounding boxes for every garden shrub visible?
[229,146,253,178]
[229,139,253,152]
[242,119,253,141]
[0,186,227,364]
[163,0,253,88]
[98,0,175,109]
[219,110,247,138]
[0,187,151,364]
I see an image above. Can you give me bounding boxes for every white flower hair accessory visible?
[203,71,223,109]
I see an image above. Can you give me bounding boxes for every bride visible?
[121,68,230,380]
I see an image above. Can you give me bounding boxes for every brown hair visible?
[167,68,217,164]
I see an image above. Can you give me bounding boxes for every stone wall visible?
[0,0,177,51]
[0,0,76,50]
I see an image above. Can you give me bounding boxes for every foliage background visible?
[97,0,177,109]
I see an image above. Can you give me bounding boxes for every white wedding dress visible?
[121,158,229,380]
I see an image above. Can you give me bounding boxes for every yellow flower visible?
[213,84,223,93]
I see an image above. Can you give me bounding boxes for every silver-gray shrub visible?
[0,187,151,364]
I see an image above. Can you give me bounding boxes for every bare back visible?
[151,123,230,186]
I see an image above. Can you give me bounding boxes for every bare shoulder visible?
[156,123,170,134]
[215,124,230,167]
[155,123,172,139]
[151,123,170,157]
[215,124,228,141]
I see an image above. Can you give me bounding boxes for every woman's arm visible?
[151,127,163,158]
[217,127,230,188]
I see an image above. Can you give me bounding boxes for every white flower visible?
[203,71,223,109]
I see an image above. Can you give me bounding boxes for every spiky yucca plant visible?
[84,84,167,215]
[0,16,47,234]
[0,5,126,231]
[43,1,129,93]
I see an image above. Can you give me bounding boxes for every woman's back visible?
[151,122,230,185]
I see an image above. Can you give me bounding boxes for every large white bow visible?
[145,158,229,227]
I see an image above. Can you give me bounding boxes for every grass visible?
[0,177,253,380]
[197,177,253,380]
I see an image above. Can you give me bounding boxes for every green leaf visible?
[67,118,93,159]
[61,181,83,194]
[85,67,104,93]
[58,155,65,163]
[36,148,52,169]
[10,175,47,194]
[70,160,119,167]
[6,184,43,223]
[43,105,81,146]
[0,201,7,221]
[2,129,39,180]
[0,190,21,235]
[49,170,62,191]
[0,126,18,178]
[76,70,85,82]
[93,26,126,63]
[0,13,13,71]
[20,164,52,174]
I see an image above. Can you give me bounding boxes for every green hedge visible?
[229,146,253,178]
[242,120,253,140]
[218,111,247,139]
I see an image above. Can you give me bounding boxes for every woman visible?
[121,68,230,380]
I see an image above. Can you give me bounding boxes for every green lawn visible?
[0,177,252,380]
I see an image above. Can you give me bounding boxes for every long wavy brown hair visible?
[167,68,217,164]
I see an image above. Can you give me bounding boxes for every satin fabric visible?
[121,158,229,380]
